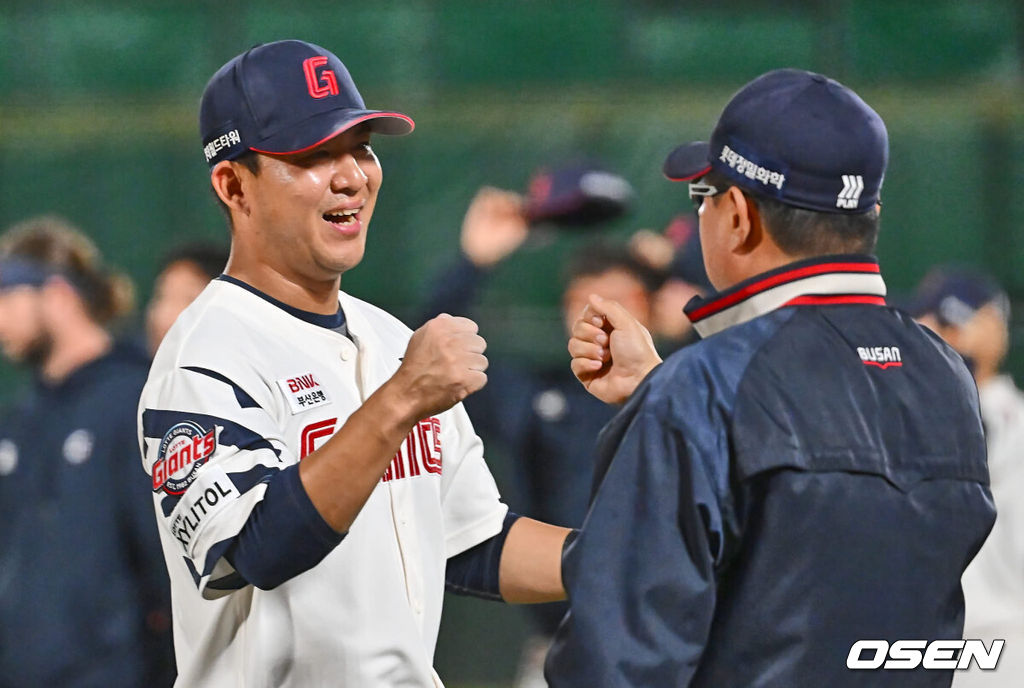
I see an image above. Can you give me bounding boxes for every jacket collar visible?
[684,254,886,338]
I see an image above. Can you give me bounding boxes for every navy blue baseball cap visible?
[525,162,634,227]
[908,266,1010,327]
[663,69,888,213]
[200,40,414,167]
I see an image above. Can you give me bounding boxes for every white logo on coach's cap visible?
[837,174,864,209]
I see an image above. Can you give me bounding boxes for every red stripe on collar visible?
[687,261,880,322]
[784,295,886,307]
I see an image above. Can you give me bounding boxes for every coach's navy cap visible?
[663,68,888,213]
[909,266,1010,327]
[200,40,414,167]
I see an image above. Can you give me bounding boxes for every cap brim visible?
[663,141,712,182]
[250,109,415,156]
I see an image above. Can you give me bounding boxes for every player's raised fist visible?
[393,314,489,417]
[568,294,662,405]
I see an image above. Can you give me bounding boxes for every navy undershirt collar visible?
[216,274,347,330]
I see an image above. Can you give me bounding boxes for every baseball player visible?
[547,69,995,686]
[910,268,1024,687]
[139,40,570,687]
[145,241,229,356]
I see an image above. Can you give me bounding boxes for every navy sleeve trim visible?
[182,366,262,409]
[224,463,345,590]
[445,511,521,601]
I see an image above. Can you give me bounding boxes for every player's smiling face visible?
[244,124,382,281]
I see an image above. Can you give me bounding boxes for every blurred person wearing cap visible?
[911,267,1024,687]
[138,40,572,688]
[629,213,712,349]
[417,166,654,688]
[144,241,229,356]
[0,216,174,687]
[421,161,634,323]
[547,69,995,687]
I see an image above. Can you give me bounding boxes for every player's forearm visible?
[298,380,420,533]
[498,517,571,603]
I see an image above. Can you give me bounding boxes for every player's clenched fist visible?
[393,314,489,417]
[568,294,662,405]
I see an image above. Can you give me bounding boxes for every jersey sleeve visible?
[139,365,290,599]
[438,402,508,558]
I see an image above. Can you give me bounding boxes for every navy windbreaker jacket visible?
[545,255,996,687]
[0,343,171,687]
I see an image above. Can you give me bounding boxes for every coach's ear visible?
[721,185,762,256]
[210,160,250,217]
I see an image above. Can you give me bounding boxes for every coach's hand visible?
[569,294,661,405]
[393,314,488,417]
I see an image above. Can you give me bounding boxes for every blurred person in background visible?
[422,161,634,326]
[420,165,668,687]
[911,266,1024,687]
[0,216,173,687]
[629,213,712,350]
[145,242,229,356]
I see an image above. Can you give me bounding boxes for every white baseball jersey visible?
[138,277,507,688]
[955,374,1024,687]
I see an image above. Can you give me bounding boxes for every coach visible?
[547,69,996,687]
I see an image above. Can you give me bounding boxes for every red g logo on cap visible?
[303,56,339,99]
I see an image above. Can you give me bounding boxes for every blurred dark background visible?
[0,1,1021,685]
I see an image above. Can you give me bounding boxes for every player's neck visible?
[973,364,999,390]
[223,262,342,316]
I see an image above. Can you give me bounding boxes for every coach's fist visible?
[568,294,661,405]
[392,314,489,418]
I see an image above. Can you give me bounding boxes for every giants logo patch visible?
[152,421,217,494]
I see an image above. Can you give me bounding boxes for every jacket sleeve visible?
[544,397,723,687]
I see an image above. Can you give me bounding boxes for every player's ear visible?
[210,160,249,216]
